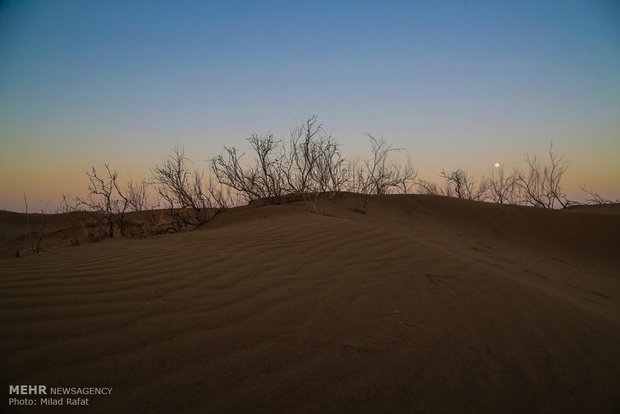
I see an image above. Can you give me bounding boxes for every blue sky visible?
[1,0,619,211]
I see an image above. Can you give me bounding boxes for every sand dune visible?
[1,194,619,413]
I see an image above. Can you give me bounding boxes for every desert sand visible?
[1,194,619,413]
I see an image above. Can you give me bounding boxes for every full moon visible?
[494,162,500,168]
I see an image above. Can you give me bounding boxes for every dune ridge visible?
[1,194,619,413]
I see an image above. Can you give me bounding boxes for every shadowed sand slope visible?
[1,194,619,413]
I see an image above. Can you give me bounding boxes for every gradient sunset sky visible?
[1,0,619,212]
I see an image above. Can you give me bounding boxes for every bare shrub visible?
[488,165,521,204]
[213,116,349,214]
[248,132,287,202]
[212,134,287,204]
[58,194,88,245]
[285,116,323,196]
[416,179,445,195]
[310,135,349,213]
[75,164,129,239]
[352,134,417,213]
[212,146,260,203]
[153,145,225,231]
[126,179,152,212]
[123,178,164,237]
[23,193,32,251]
[393,155,418,194]
[363,134,406,195]
[34,202,49,253]
[514,142,571,208]
[580,186,619,205]
[284,116,349,214]
[440,168,489,200]
[17,194,48,256]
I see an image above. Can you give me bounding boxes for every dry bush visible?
[580,186,619,205]
[419,143,572,208]
[19,194,40,255]
[488,165,520,204]
[248,132,287,202]
[440,168,489,201]
[350,134,417,213]
[361,134,414,195]
[75,164,129,240]
[23,193,32,252]
[285,116,348,214]
[126,179,152,212]
[213,118,420,214]
[285,116,324,196]
[393,155,418,194]
[416,179,445,195]
[309,137,348,214]
[153,144,226,231]
[57,194,89,245]
[16,194,48,257]
[213,116,349,214]
[211,146,258,203]
[212,134,286,204]
[34,202,48,254]
[123,178,165,237]
[514,142,571,208]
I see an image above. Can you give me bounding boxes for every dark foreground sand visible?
[1,194,619,413]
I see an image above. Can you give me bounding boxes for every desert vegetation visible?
[11,116,615,255]
[19,194,48,256]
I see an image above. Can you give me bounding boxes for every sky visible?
[1,0,619,212]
